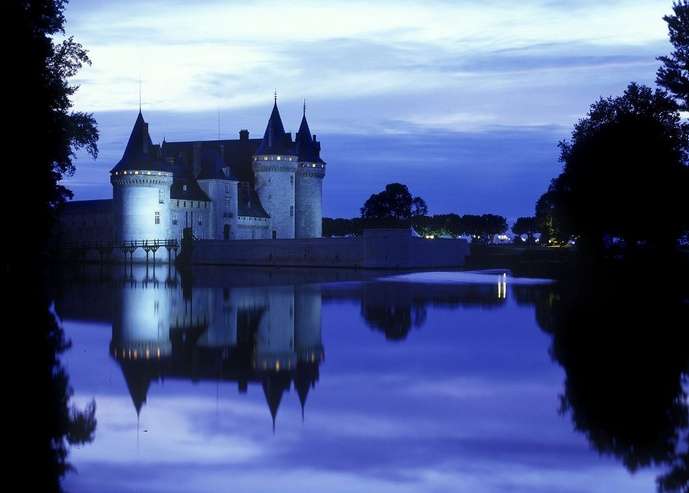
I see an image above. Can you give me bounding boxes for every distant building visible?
[59,99,326,248]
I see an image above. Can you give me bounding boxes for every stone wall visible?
[189,229,469,269]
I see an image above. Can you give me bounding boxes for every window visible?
[290,175,294,186]
[172,212,178,225]
[290,205,294,217]
[158,189,164,204]
[154,211,160,225]
[272,230,277,239]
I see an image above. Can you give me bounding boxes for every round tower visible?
[252,98,298,239]
[110,111,173,254]
[295,104,326,238]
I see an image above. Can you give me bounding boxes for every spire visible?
[255,96,295,155]
[295,106,324,164]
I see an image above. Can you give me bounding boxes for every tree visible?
[512,216,538,244]
[7,2,99,491]
[457,214,508,243]
[540,83,689,252]
[411,197,428,217]
[360,183,427,222]
[657,1,689,110]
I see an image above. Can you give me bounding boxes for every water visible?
[54,264,687,493]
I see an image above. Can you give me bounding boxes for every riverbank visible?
[465,244,576,278]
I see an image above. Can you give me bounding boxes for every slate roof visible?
[197,148,235,181]
[111,111,171,173]
[61,199,113,215]
[295,113,325,164]
[238,183,269,218]
[255,102,296,156]
[161,138,260,184]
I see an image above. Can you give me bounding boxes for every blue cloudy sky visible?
[63,0,675,219]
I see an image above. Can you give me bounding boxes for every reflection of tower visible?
[294,285,323,420]
[110,265,172,414]
[108,276,324,429]
[254,286,296,371]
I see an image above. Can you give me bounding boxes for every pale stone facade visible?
[60,100,325,248]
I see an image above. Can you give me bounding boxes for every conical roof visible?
[255,102,295,156]
[295,111,325,164]
[120,362,152,416]
[111,111,171,173]
[262,373,290,432]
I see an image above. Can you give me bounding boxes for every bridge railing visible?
[62,239,179,251]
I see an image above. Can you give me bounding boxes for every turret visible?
[294,104,326,238]
[110,111,173,253]
[252,97,298,239]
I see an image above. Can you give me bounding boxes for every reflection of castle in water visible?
[56,266,512,428]
[108,267,323,429]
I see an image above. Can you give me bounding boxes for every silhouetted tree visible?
[7,1,99,491]
[657,1,689,110]
[512,216,538,243]
[360,183,427,222]
[458,214,508,243]
[539,83,689,252]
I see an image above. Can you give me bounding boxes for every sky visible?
[62,0,674,220]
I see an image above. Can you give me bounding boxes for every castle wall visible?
[198,179,239,240]
[170,199,211,241]
[295,164,325,238]
[188,230,470,269]
[235,215,271,240]
[253,156,297,239]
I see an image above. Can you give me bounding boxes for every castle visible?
[60,98,326,247]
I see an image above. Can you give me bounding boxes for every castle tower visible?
[295,104,326,238]
[197,147,238,240]
[252,98,298,239]
[110,111,173,248]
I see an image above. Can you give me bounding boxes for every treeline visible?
[323,213,513,243]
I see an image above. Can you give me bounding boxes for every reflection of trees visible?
[22,269,97,492]
[531,254,689,492]
[359,282,504,341]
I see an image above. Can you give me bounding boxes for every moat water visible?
[55,264,688,493]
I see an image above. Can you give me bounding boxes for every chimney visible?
[239,129,249,141]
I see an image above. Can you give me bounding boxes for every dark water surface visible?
[54,265,687,493]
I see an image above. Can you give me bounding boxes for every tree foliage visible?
[536,83,689,251]
[7,0,99,259]
[360,183,427,221]
[512,216,538,243]
[657,1,689,110]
